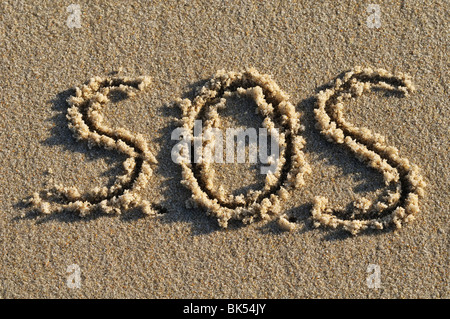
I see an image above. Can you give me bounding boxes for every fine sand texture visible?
[0,0,448,298]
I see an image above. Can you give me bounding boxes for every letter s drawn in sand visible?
[29,75,160,217]
[312,66,426,235]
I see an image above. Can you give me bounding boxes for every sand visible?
[0,0,448,298]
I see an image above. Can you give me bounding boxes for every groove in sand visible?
[29,75,159,216]
[312,66,426,235]
[176,68,311,228]
[28,67,425,236]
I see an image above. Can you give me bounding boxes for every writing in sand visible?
[28,66,425,235]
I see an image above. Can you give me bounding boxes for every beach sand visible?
[0,0,448,298]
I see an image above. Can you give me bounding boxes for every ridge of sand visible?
[27,67,426,236]
[176,68,310,229]
[312,66,426,235]
[28,75,160,216]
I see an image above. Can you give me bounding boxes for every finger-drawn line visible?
[27,67,425,236]
[176,68,311,228]
[29,75,160,216]
[312,66,426,235]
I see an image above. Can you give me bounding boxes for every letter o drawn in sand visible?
[29,76,159,216]
[312,67,426,235]
[176,68,311,228]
